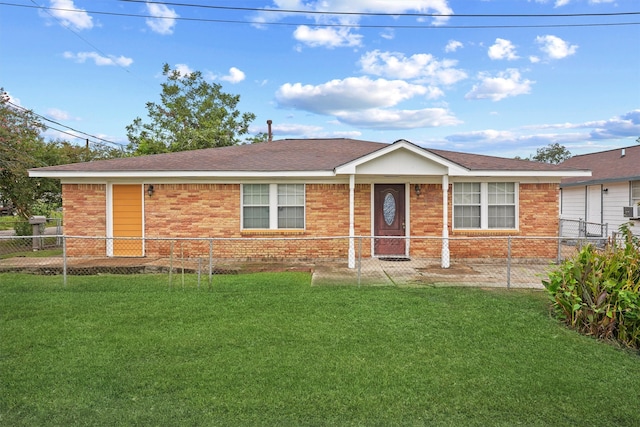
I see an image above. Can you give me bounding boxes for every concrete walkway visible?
[310,258,548,289]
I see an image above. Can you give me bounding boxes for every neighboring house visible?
[29,138,589,267]
[560,145,640,237]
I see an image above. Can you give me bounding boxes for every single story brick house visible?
[560,145,640,237]
[29,138,589,267]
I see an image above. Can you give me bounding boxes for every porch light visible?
[147,184,155,197]
[414,184,421,196]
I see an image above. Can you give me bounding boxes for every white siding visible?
[603,182,640,236]
[561,186,585,220]
[562,181,640,237]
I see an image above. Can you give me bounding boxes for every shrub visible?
[543,224,640,350]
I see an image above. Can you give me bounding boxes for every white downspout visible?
[442,175,450,268]
[348,174,356,269]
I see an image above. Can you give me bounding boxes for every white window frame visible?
[632,180,640,203]
[453,182,519,230]
[241,183,305,230]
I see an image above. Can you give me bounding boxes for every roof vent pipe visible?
[621,148,626,157]
[267,120,273,142]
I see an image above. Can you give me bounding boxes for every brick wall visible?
[62,181,560,260]
[409,184,444,257]
[143,183,361,258]
[62,184,106,256]
[448,183,559,259]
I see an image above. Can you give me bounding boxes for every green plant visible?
[12,220,31,236]
[543,224,640,349]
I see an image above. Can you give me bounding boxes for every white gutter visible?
[28,170,338,179]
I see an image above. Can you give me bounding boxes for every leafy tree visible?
[245,132,269,144]
[126,63,257,155]
[0,91,57,220]
[516,143,572,164]
[531,143,572,164]
[1,90,121,223]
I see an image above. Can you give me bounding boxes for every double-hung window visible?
[242,184,305,229]
[453,182,517,229]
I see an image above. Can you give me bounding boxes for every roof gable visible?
[335,139,466,175]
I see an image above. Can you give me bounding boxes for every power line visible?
[119,0,640,19]
[2,2,638,29]
[27,0,131,75]
[6,100,127,150]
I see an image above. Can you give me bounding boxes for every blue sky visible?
[1,0,639,158]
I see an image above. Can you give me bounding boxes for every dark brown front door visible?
[374,184,406,256]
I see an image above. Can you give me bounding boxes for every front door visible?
[374,184,406,256]
[112,184,143,257]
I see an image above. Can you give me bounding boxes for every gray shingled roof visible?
[30,138,585,174]
[560,145,640,186]
[32,139,386,173]
[425,147,576,172]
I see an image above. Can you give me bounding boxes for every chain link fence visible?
[0,233,610,289]
[560,218,608,239]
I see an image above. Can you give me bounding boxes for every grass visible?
[1,273,639,426]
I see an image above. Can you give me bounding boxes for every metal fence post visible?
[506,236,511,289]
[169,240,174,289]
[357,236,362,287]
[180,241,185,291]
[197,257,201,290]
[209,239,213,289]
[62,235,67,287]
[557,220,562,264]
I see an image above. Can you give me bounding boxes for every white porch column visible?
[348,174,356,269]
[441,175,450,268]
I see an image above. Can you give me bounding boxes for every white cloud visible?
[380,29,395,40]
[465,69,534,101]
[276,76,430,114]
[252,122,324,137]
[46,108,71,120]
[359,50,467,86]
[447,129,518,144]
[588,110,640,140]
[445,40,463,53]
[293,26,362,48]
[488,38,519,61]
[63,51,133,67]
[444,109,639,155]
[145,2,179,35]
[174,64,194,77]
[335,108,461,129]
[529,0,614,7]
[255,1,454,47]
[44,0,93,31]
[529,56,541,63]
[535,35,578,59]
[276,75,460,129]
[220,67,246,84]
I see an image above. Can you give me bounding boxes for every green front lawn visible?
[1,273,638,426]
